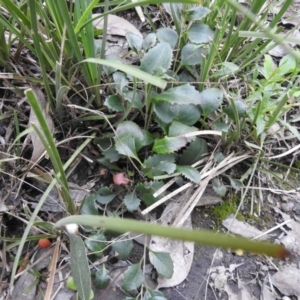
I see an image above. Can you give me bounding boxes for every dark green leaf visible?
[156,28,178,49]
[112,236,133,259]
[104,95,124,112]
[213,122,229,133]
[140,42,172,76]
[149,251,173,278]
[103,146,122,163]
[227,176,244,191]
[153,136,187,154]
[81,195,98,215]
[153,84,201,105]
[168,121,198,142]
[178,137,207,165]
[136,181,165,206]
[212,178,227,197]
[70,235,91,300]
[181,44,206,65]
[153,102,179,124]
[176,165,200,184]
[144,154,176,178]
[85,233,107,257]
[123,90,143,109]
[95,265,110,289]
[199,88,223,117]
[97,157,121,171]
[141,130,154,147]
[122,263,144,292]
[187,23,215,44]
[126,32,143,52]
[124,192,141,212]
[186,6,211,21]
[174,104,201,126]
[114,121,144,162]
[95,187,116,205]
[144,289,167,300]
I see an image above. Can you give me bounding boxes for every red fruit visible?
[113,173,130,186]
[38,238,51,249]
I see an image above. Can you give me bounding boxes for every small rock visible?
[261,265,269,272]
[281,195,289,202]
[281,202,294,212]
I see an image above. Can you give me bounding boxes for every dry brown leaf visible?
[222,214,267,239]
[149,201,194,289]
[25,87,54,166]
[92,14,143,39]
[272,267,300,298]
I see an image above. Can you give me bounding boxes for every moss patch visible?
[210,196,244,227]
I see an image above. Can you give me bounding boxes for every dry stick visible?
[173,154,250,227]
[45,238,60,300]
[142,160,214,215]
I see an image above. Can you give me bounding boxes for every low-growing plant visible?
[1,0,299,299]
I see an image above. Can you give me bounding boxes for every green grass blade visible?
[81,58,167,89]
[55,215,289,259]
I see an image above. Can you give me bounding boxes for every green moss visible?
[210,196,244,227]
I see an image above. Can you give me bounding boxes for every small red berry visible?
[38,238,51,249]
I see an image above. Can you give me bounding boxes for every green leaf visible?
[213,122,229,133]
[153,84,201,105]
[104,95,124,112]
[278,53,296,75]
[142,33,157,51]
[113,72,129,93]
[126,32,143,52]
[153,136,187,154]
[112,236,133,259]
[69,234,91,300]
[227,176,244,191]
[81,195,98,215]
[95,265,110,289]
[156,28,178,49]
[144,289,167,300]
[214,152,225,163]
[187,23,215,44]
[212,178,226,197]
[176,165,200,184]
[114,121,144,163]
[181,44,206,66]
[140,42,173,76]
[168,121,198,142]
[199,88,223,117]
[97,157,121,171]
[123,90,143,110]
[144,154,176,178]
[174,104,201,126]
[124,192,141,212]
[178,137,207,165]
[122,263,144,292]
[262,54,276,79]
[85,233,107,257]
[95,187,116,205]
[186,6,211,21]
[149,251,173,279]
[153,102,179,124]
[136,181,165,206]
[212,62,239,77]
[224,100,247,120]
